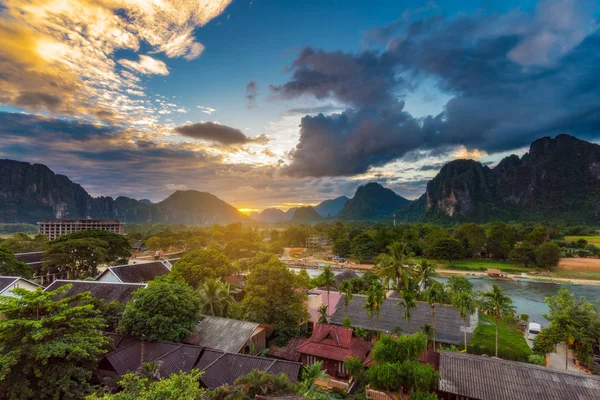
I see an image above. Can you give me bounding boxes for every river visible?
[291,267,600,328]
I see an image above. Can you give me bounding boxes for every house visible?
[0,276,42,297]
[437,351,600,400]
[329,294,477,345]
[186,316,270,354]
[95,261,171,283]
[307,289,342,328]
[268,337,304,362]
[131,241,143,252]
[44,280,146,303]
[295,323,372,379]
[14,251,44,272]
[197,349,301,389]
[98,340,301,389]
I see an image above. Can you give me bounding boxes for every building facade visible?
[37,219,125,240]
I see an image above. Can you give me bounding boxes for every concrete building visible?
[0,276,42,297]
[37,219,125,240]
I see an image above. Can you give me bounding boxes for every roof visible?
[268,337,305,362]
[0,276,42,295]
[97,261,170,283]
[334,270,358,288]
[104,333,138,349]
[44,280,146,303]
[103,340,202,377]
[329,294,473,345]
[14,252,43,264]
[186,316,259,353]
[131,241,143,249]
[196,349,301,388]
[308,290,343,323]
[295,323,372,363]
[438,351,600,400]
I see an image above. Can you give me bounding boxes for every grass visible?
[565,235,600,246]
[552,270,600,281]
[433,259,532,274]
[468,314,532,362]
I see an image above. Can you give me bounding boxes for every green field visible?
[432,259,531,274]
[468,314,532,362]
[565,236,600,246]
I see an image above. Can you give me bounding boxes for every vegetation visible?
[208,370,295,399]
[452,291,477,353]
[0,285,110,399]
[119,276,201,342]
[469,314,532,362]
[196,278,235,317]
[0,247,33,278]
[171,248,233,288]
[479,284,515,357]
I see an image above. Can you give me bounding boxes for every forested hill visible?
[406,134,600,224]
[0,159,248,225]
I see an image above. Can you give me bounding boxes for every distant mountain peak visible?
[336,182,409,221]
[314,195,350,217]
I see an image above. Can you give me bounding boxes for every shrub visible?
[528,354,546,366]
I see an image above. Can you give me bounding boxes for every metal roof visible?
[196,349,301,389]
[0,276,42,294]
[330,294,475,345]
[186,316,260,353]
[439,351,600,400]
[97,261,170,283]
[14,252,44,264]
[44,280,145,303]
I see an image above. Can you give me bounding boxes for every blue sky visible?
[0,0,599,211]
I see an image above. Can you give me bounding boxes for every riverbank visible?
[436,268,600,286]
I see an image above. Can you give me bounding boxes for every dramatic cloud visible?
[246,80,258,109]
[0,0,232,121]
[274,0,600,177]
[175,122,267,145]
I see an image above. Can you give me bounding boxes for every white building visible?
[0,276,42,297]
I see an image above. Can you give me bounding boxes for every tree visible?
[333,238,351,257]
[223,238,257,260]
[533,288,600,370]
[52,230,131,265]
[452,291,477,353]
[197,278,235,317]
[339,280,354,316]
[0,285,109,399]
[375,242,414,290]
[351,232,379,261]
[43,237,108,278]
[119,276,201,342]
[170,248,233,288]
[300,361,329,394]
[317,305,329,324]
[316,265,335,308]
[425,281,445,350]
[535,242,561,268]
[364,280,386,337]
[453,223,486,257]
[480,284,515,357]
[89,370,205,399]
[425,238,463,263]
[510,243,536,267]
[242,257,307,327]
[211,370,294,399]
[0,248,33,279]
[524,226,547,247]
[399,289,417,334]
[446,276,472,296]
[415,259,435,291]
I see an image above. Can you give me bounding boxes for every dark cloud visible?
[285,104,342,115]
[0,112,118,140]
[418,163,444,172]
[14,92,63,112]
[246,80,258,109]
[274,0,600,177]
[175,122,255,145]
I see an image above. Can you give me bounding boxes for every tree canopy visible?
[0,248,33,279]
[170,248,233,288]
[0,285,109,399]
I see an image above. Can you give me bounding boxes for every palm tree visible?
[197,278,235,317]
[452,291,478,353]
[480,284,515,357]
[375,241,414,291]
[301,361,329,393]
[317,304,329,324]
[339,280,354,316]
[399,289,417,334]
[420,323,434,349]
[425,281,446,350]
[415,259,435,291]
[318,266,336,309]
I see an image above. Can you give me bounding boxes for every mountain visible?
[415,134,600,224]
[138,199,153,205]
[0,159,248,225]
[291,206,322,222]
[337,182,410,221]
[250,208,289,223]
[284,207,298,220]
[314,196,350,217]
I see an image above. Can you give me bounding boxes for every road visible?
[524,335,583,373]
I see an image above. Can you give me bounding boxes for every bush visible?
[528,354,546,366]
[342,316,352,327]
[409,392,438,400]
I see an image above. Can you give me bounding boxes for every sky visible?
[0,0,599,212]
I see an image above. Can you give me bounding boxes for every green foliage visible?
[453,223,486,257]
[371,333,428,363]
[171,248,233,288]
[197,278,235,317]
[366,360,437,394]
[333,238,351,257]
[44,237,108,278]
[339,280,354,315]
[479,284,515,357]
[281,225,314,247]
[535,241,561,268]
[53,230,131,265]
[351,232,379,262]
[445,276,472,295]
[119,276,201,342]
[469,314,532,362]
[409,392,438,400]
[367,362,404,391]
[223,238,258,260]
[451,291,478,352]
[242,257,307,327]
[301,361,329,388]
[0,247,33,279]
[0,285,109,399]
[88,370,205,399]
[209,370,295,399]
[354,327,368,339]
[0,233,48,253]
[398,289,417,332]
[342,316,352,327]
[425,238,464,263]
[510,243,536,267]
[375,241,414,289]
[528,354,546,366]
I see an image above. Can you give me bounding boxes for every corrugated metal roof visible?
[186,316,259,353]
[14,252,43,264]
[268,337,304,362]
[101,261,170,283]
[330,294,473,345]
[44,280,145,303]
[196,349,301,389]
[439,351,600,400]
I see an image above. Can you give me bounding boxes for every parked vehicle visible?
[527,322,542,340]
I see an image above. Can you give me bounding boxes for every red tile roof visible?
[295,323,372,363]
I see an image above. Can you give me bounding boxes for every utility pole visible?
[393,213,396,227]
